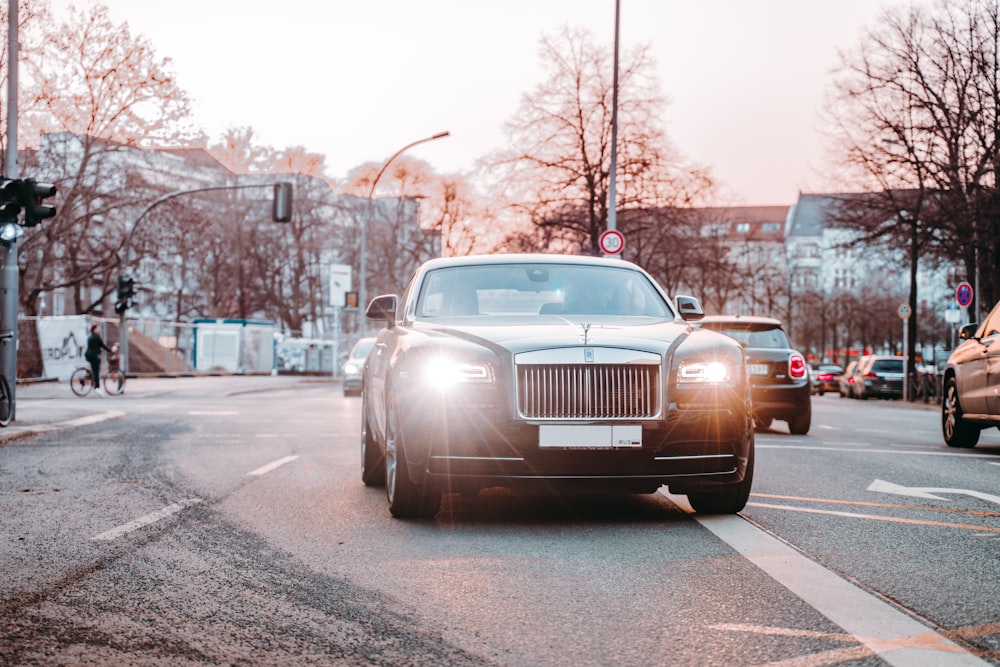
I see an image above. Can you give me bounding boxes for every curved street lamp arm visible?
[367,131,450,199]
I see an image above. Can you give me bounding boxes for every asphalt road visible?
[1,377,997,666]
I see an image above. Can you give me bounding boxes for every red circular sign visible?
[956,282,974,308]
[599,229,625,255]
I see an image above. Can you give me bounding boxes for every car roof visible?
[416,253,641,271]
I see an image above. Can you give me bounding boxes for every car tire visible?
[361,402,385,486]
[753,414,772,430]
[788,402,811,435]
[687,438,754,514]
[385,401,441,518]
[942,377,981,448]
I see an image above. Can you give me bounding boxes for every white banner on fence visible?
[36,315,89,381]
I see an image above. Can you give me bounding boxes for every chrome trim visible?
[430,455,526,462]
[653,454,734,461]
[516,362,661,419]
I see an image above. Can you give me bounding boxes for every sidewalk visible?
[1,375,334,444]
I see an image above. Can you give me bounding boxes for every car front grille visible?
[516,364,660,419]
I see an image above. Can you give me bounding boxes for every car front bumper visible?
[392,384,753,495]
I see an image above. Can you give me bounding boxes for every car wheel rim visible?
[943,384,957,439]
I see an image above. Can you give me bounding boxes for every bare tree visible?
[487,26,713,256]
[11,1,199,315]
[825,0,1000,391]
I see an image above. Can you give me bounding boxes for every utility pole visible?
[2,0,20,419]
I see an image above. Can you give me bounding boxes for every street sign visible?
[945,303,961,323]
[599,229,625,255]
[956,282,973,308]
[898,303,911,319]
[329,264,352,308]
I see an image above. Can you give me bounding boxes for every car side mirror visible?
[958,323,978,341]
[366,294,398,328]
[675,295,705,321]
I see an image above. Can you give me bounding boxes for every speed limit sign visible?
[599,229,625,255]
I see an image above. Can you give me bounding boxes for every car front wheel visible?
[385,401,441,518]
[686,439,754,514]
[942,377,981,448]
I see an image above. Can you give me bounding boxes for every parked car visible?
[838,360,858,398]
[811,364,844,395]
[341,337,376,396]
[852,355,904,400]
[360,254,754,518]
[941,298,1000,447]
[695,315,811,434]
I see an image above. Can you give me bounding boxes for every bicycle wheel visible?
[103,368,126,395]
[0,373,12,427]
[70,367,94,396]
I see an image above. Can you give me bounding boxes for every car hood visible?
[411,316,694,356]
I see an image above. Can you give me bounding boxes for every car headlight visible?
[677,360,734,384]
[420,356,494,391]
[343,362,361,375]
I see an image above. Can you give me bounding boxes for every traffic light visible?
[272,182,293,222]
[117,275,135,301]
[19,179,57,227]
[0,179,20,221]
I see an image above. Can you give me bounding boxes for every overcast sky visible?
[58,0,892,205]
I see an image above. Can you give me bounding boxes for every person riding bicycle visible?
[85,324,112,394]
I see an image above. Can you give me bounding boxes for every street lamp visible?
[359,131,449,323]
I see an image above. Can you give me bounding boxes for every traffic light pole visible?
[2,0,20,419]
[116,182,292,375]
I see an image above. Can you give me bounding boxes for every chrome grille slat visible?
[517,364,659,419]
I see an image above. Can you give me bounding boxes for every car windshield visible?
[701,324,790,349]
[415,263,672,318]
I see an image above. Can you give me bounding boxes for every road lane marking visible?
[663,491,991,666]
[247,455,299,476]
[747,502,1000,534]
[92,498,202,541]
[752,493,1000,518]
[757,444,996,458]
[188,410,240,416]
[869,479,1000,505]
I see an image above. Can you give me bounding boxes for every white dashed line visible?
[92,498,202,541]
[247,455,299,476]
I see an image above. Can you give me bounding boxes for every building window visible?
[735,222,750,233]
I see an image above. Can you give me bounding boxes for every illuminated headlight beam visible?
[677,361,732,384]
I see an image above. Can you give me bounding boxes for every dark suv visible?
[697,315,811,434]
[942,298,1000,448]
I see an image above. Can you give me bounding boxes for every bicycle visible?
[71,344,125,397]
[0,331,13,426]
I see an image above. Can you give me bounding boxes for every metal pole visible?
[360,131,449,324]
[1,0,20,419]
[606,0,620,249]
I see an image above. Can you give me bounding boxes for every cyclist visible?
[85,324,112,395]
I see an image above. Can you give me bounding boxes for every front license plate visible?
[747,363,769,375]
[539,424,642,449]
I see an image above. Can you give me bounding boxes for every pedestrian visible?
[85,324,111,394]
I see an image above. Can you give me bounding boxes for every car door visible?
[951,312,994,415]
[980,302,1000,416]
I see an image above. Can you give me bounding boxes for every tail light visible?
[789,354,807,379]
[864,372,879,378]
[818,373,833,381]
